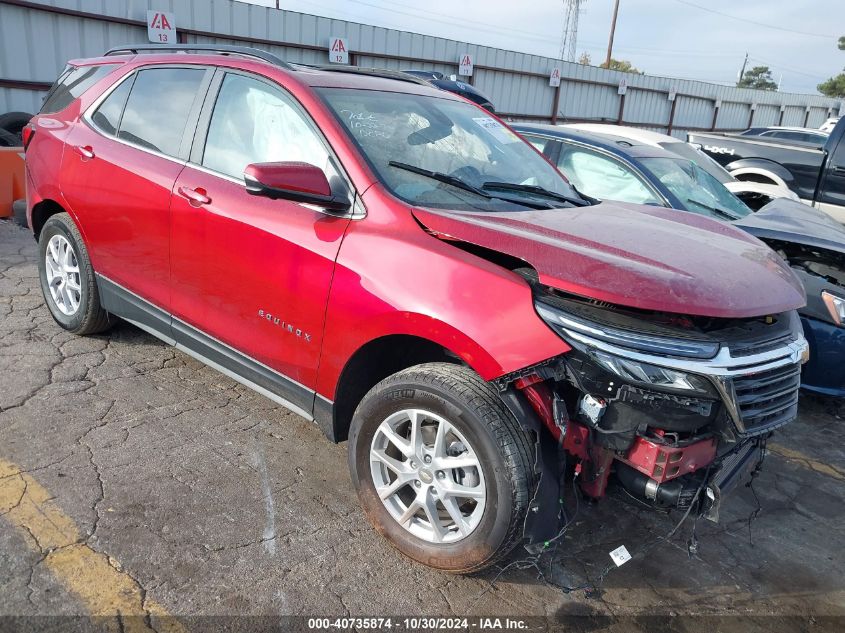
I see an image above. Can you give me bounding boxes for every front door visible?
[170,71,353,407]
[816,133,845,223]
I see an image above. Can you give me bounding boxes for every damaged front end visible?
[496,289,809,548]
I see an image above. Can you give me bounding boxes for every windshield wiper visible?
[388,161,491,198]
[481,182,589,207]
[686,198,741,221]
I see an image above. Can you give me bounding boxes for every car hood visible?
[734,197,845,257]
[413,201,805,319]
[723,180,799,201]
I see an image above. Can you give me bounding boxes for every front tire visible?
[348,363,535,573]
[38,213,110,335]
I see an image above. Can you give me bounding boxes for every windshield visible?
[658,141,735,184]
[319,88,582,211]
[640,157,752,220]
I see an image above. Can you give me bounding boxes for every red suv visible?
[25,45,808,573]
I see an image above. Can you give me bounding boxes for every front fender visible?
[315,212,569,398]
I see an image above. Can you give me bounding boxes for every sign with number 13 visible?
[147,10,176,43]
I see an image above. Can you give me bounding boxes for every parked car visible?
[820,117,841,134]
[514,123,844,397]
[25,44,809,573]
[564,123,800,210]
[738,126,829,145]
[402,70,495,112]
[688,118,845,224]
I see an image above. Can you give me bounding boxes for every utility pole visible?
[604,0,620,68]
[738,52,748,84]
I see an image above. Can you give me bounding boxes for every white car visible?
[562,123,802,210]
[821,117,841,134]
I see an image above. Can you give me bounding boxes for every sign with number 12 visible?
[329,37,349,64]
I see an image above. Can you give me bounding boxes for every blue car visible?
[514,123,845,397]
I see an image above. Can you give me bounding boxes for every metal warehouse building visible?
[0,0,843,138]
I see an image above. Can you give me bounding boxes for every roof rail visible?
[104,44,294,69]
[303,65,431,86]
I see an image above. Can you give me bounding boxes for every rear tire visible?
[348,362,535,573]
[37,213,111,335]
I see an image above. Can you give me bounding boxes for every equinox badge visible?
[257,309,312,342]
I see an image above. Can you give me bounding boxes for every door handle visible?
[177,186,211,206]
[833,165,845,175]
[73,145,94,159]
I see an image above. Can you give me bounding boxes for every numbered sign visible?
[617,78,628,95]
[458,53,473,77]
[329,37,349,64]
[549,68,561,88]
[147,10,176,44]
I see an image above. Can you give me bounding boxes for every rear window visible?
[40,64,118,114]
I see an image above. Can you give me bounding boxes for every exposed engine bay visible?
[496,279,808,548]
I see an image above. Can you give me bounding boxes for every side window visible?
[522,134,553,156]
[118,68,205,157]
[40,64,119,114]
[202,73,331,180]
[557,144,660,205]
[90,76,133,135]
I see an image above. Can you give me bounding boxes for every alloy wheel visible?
[369,408,487,544]
[45,234,82,316]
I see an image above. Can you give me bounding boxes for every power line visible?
[668,0,838,39]
[747,56,823,79]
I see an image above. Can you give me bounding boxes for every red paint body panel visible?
[170,165,350,387]
[315,186,570,396]
[60,123,179,310]
[412,204,806,318]
[618,436,718,483]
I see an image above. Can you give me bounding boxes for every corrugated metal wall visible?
[1,0,842,139]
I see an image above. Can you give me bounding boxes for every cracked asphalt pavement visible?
[1,219,844,631]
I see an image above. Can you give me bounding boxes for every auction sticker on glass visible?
[473,117,520,144]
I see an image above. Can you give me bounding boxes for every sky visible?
[253,0,845,95]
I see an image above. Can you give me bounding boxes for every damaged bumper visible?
[497,297,808,547]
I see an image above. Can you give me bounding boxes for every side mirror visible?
[244,162,351,212]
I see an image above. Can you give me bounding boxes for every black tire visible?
[0,128,18,147]
[348,362,535,573]
[0,111,32,144]
[37,213,111,335]
[12,199,27,228]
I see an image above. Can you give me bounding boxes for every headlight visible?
[535,300,719,359]
[822,291,844,327]
[592,350,711,393]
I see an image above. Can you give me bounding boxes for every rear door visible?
[170,69,354,405]
[61,65,212,316]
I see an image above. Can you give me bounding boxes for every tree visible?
[818,72,845,98]
[737,65,778,91]
[577,51,591,65]
[817,35,845,97]
[600,58,642,74]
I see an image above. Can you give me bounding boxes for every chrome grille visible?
[731,363,801,435]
